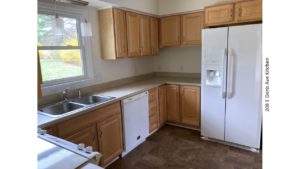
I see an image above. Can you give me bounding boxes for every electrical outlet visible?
[180,65,184,71]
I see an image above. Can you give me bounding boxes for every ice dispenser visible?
[205,56,223,87]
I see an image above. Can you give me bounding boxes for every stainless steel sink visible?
[71,95,115,105]
[39,101,85,117]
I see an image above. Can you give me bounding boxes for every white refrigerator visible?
[201,24,262,150]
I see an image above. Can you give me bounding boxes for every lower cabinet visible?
[56,102,123,167]
[180,86,200,127]
[64,125,99,151]
[148,87,159,133]
[161,84,200,128]
[158,85,167,126]
[166,85,180,123]
[97,114,123,166]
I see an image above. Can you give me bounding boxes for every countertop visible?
[38,77,200,128]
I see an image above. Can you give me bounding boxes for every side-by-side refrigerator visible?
[201,24,262,150]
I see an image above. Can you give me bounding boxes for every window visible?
[38,12,88,85]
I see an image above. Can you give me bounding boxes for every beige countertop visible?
[38,77,200,128]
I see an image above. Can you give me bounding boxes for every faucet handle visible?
[77,89,81,98]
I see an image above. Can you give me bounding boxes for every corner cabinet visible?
[99,8,128,59]
[180,86,200,127]
[159,15,181,48]
[166,85,180,123]
[150,17,159,55]
[181,12,204,45]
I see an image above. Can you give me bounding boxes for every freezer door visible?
[201,27,228,141]
[225,24,262,149]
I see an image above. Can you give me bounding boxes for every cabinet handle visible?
[99,130,102,138]
[230,9,233,17]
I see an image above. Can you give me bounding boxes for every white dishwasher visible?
[121,91,149,157]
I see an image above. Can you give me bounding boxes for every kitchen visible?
[37,0,262,168]
[3,0,299,168]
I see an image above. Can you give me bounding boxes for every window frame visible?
[38,1,93,89]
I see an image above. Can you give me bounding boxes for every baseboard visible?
[166,122,200,132]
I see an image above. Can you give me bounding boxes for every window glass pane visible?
[39,49,83,82]
[38,14,79,46]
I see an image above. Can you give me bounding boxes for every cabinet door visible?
[64,125,99,151]
[204,3,234,26]
[166,85,180,123]
[44,125,57,136]
[149,87,159,133]
[159,85,167,126]
[37,53,42,98]
[126,12,140,57]
[113,8,127,58]
[181,12,204,45]
[97,114,123,166]
[150,17,159,55]
[140,15,151,56]
[180,86,200,127]
[159,16,181,47]
[235,0,262,23]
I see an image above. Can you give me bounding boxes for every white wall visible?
[100,0,158,15]
[153,47,201,73]
[158,0,233,15]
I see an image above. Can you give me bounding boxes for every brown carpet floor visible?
[107,125,262,169]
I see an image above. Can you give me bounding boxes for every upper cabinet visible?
[235,0,262,23]
[159,16,181,48]
[139,15,151,56]
[126,12,141,57]
[150,17,159,55]
[181,12,204,45]
[204,3,235,27]
[99,8,128,60]
[113,8,128,58]
[204,0,262,27]
[159,12,204,48]
[99,8,158,59]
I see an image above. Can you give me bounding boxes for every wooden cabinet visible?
[99,8,128,59]
[158,85,167,126]
[159,16,181,48]
[204,3,235,27]
[97,114,123,166]
[181,12,204,45]
[148,87,159,133]
[64,125,99,152]
[166,85,180,123]
[150,17,159,55]
[204,0,262,27]
[126,12,141,57]
[113,8,128,57]
[235,0,262,23]
[38,54,42,98]
[180,86,200,127]
[139,15,151,56]
[57,102,123,167]
[43,125,57,136]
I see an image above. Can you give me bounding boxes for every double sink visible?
[39,95,115,118]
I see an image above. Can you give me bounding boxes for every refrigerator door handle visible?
[227,48,234,99]
[221,48,227,98]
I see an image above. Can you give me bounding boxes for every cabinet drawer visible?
[204,3,234,26]
[57,102,121,137]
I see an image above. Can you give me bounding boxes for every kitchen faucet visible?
[62,89,69,101]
